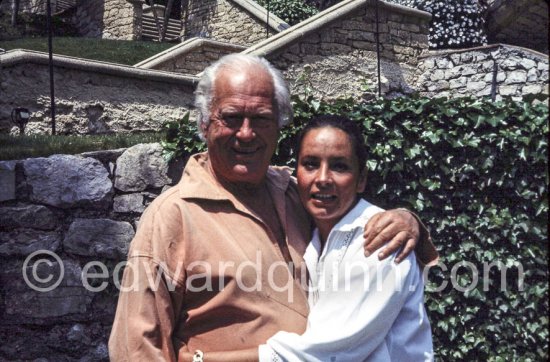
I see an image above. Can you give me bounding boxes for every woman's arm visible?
[259,250,426,361]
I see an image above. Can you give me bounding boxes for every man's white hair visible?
[194,53,293,140]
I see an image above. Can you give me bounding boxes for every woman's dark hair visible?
[295,114,368,172]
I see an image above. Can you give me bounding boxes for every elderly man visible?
[109,54,437,361]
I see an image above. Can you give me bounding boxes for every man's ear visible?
[357,166,368,194]
[200,121,209,139]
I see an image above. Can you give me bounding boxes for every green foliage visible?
[161,94,548,360]
[0,132,164,160]
[161,112,205,161]
[254,0,319,25]
[0,37,173,65]
[287,93,549,360]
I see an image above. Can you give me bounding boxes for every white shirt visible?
[259,199,434,361]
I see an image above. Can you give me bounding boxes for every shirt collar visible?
[177,152,292,204]
[330,198,373,233]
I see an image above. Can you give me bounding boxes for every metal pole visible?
[375,0,381,97]
[490,60,498,101]
[46,0,56,134]
[266,0,270,38]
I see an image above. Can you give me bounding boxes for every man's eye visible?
[222,116,242,127]
[252,116,274,127]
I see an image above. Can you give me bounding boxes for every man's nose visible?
[236,118,255,141]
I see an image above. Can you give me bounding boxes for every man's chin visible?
[229,164,267,185]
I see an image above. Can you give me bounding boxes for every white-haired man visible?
[109,54,438,361]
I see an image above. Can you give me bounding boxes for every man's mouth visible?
[311,193,336,201]
[233,147,258,155]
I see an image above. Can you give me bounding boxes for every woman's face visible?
[297,126,366,232]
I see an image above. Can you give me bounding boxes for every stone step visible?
[142,16,181,30]
[142,21,182,33]
[142,23,181,35]
[55,0,76,12]
[142,14,181,41]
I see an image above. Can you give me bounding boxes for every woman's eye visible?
[332,163,350,172]
[301,161,318,170]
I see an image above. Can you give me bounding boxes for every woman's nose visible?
[315,165,332,187]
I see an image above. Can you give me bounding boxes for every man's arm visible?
[363,208,439,265]
[109,255,180,361]
[109,204,185,361]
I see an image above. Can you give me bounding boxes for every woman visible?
[257,115,434,361]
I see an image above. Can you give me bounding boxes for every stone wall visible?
[102,0,142,40]
[184,0,284,46]
[0,143,183,361]
[0,50,198,135]
[414,44,549,101]
[246,0,431,99]
[74,0,142,40]
[135,37,246,74]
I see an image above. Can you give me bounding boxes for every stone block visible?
[506,70,528,84]
[500,56,523,70]
[449,78,467,89]
[435,58,452,69]
[467,81,487,92]
[0,161,17,202]
[64,218,134,259]
[113,193,145,213]
[427,80,450,92]
[0,204,58,230]
[0,229,61,256]
[114,143,171,192]
[499,85,518,96]
[520,58,537,70]
[522,84,543,94]
[527,68,539,82]
[430,69,445,81]
[23,155,113,209]
[2,259,93,319]
[351,41,375,50]
[484,71,505,83]
[476,86,492,97]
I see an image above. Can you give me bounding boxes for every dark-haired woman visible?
[258,115,434,361]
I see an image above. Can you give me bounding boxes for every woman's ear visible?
[357,166,368,193]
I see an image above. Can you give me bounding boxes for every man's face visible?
[203,65,279,186]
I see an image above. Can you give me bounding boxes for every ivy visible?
[284,93,548,360]
[162,94,548,360]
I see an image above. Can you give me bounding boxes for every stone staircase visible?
[142,9,182,42]
[54,0,77,14]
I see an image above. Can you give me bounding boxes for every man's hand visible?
[363,209,420,263]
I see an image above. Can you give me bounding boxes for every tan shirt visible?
[109,153,312,361]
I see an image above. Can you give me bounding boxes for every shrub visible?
[387,0,488,49]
